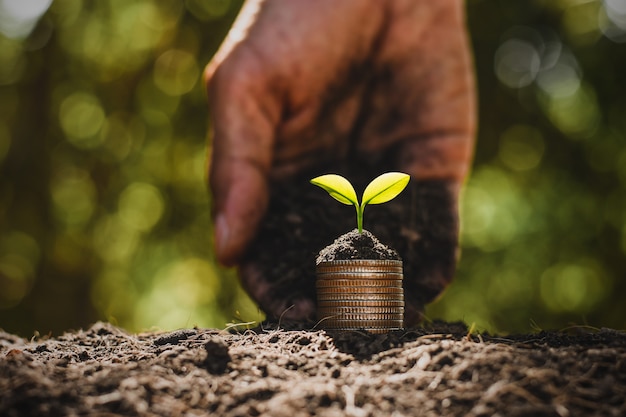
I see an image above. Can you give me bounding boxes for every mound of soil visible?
[316,229,401,264]
[2,321,625,416]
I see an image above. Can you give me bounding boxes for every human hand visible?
[205,0,475,323]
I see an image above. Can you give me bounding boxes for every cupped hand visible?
[205,0,476,323]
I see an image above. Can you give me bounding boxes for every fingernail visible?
[215,213,230,260]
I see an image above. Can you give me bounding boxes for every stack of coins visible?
[316,259,404,334]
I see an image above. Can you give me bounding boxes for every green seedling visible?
[310,172,410,233]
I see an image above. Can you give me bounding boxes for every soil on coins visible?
[2,321,625,416]
[316,229,401,263]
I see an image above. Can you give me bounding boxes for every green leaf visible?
[310,174,358,206]
[362,172,410,206]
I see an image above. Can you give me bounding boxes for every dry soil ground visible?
[1,321,625,416]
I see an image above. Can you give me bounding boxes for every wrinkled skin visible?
[205,0,476,325]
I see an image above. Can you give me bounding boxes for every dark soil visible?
[316,229,401,263]
[2,321,625,416]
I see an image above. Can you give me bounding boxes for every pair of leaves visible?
[311,172,410,207]
[310,172,410,232]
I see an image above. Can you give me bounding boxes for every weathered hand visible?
[205,0,475,324]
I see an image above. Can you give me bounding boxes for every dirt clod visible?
[153,329,197,346]
[203,338,231,374]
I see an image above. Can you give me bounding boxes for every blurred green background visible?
[0,0,624,337]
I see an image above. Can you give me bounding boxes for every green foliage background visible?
[0,0,624,336]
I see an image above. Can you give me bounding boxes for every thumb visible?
[206,60,279,266]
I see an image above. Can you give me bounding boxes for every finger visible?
[358,0,476,182]
[398,133,474,183]
[206,53,280,266]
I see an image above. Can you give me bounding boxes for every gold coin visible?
[323,327,403,334]
[316,273,404,282]
[317,304,404,314]
[319,319,404,329]
[318,312,404,321]
[317,299,404,307]
[317,292,404,300]
[316,260,402,273]
[316,279,402,288]
[318,300,404,306]
[317,266,403,274]
[320,319,404,329]
[317,297,404,306]
[321,324,404,330]
[316,286,404,295]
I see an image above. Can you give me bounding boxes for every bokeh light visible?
[50,166,97,228]
[601,0,626,42]
[498,125,545,171]
[0,0,52,39]
[59,92,106,149]
[0,231,39,309]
